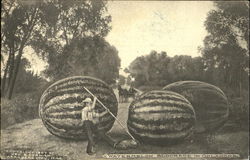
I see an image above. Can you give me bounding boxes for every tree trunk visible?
[3,40,16,97]
[239,69,242,97]
[4,6,38,99]
[7,45,25,99]
[7,46,15,88]
[1,53,11,97]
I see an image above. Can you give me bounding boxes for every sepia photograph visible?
[1,0,249,160]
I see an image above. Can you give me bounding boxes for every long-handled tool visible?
[83,87,136,141]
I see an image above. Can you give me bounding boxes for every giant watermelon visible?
[127,90,196,145]
[163,81,229,133]
[39,76,118,139]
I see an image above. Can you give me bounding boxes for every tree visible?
[12,58,47,95]
[1,0,112,98]
[167,55,206,83]
[128,53,150,87]
[128,51,171,87]
[95,42,120,84]
[128,51,207,89]
[31,0,111,58]
[31,0,115,83]
[43,36,120,84]
[201,1,249,96]
[1,0,45,99]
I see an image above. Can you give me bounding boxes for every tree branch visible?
[72,18,80,40]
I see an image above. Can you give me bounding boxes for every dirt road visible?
[1,103,248,160]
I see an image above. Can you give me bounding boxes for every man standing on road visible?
[82,97,139,155]
[81,97,117,155]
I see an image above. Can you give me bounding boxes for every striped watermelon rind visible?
[127,90,196,145]
[39,76,118,140]
[163,81,229,133]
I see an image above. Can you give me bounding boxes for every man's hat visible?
[82,98,92,103]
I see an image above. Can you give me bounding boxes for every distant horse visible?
[118,85,129,103]
[127,87,137,99]
[118,85,139,103]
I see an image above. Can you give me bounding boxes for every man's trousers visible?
[83,120,116,153]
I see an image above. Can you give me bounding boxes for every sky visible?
[23,1,215,74]
[106,1,214,69]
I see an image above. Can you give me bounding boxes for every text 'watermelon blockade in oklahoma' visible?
[127,90,196,145]
[39,76,118,140]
